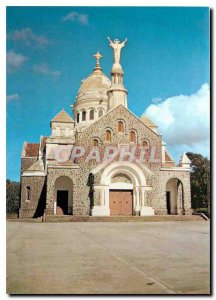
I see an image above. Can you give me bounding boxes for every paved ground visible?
[7,221,210,294]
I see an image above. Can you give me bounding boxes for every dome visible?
[76,67,111,102]
[72,52,111,131]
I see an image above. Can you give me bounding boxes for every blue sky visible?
[6,7,210,181]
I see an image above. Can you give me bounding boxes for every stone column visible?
[134,186,140,215]
[100,188,105,206]
[182,177,193,215]
[140,186,154,216]
[44,175,55,215]
[91,185,110,216]
[177,181,183,215]
[141,186,145,207]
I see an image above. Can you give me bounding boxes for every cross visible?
[93,51,103,66]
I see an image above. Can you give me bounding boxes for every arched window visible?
[117,121,124,133]
[82,111,86,121]
[141,139,150,158]
[142,139,149,148]
[93,139,99,146]
[26,186,31,201]
[105,130,111,142]
[90,110,94,120]
[77,113,80,123]
[130,131,136,143]
[98,109,103,118]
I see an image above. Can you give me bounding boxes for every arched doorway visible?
[99,161,147,216]
[54,176,73,215]
[109,173,134,215]
[166,178,184,215]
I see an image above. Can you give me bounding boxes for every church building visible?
[19,38,192,218]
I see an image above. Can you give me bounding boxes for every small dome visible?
[76,68,111,102]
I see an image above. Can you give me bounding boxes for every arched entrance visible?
[54,176,73,215]
[91,161,154,216]
[109,173,134,215]
[99,161,149,216]
[166,178,184,215]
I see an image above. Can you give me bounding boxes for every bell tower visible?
[107,37,128,110]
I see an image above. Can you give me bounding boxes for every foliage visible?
[6,179,20,214]
[186,152,210,209]
[194,207,209,216]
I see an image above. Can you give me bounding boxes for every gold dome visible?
[76,52,111,103]
[76,69,111,102]
[79,72,110,92]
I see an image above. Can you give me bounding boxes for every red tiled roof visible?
[25,143,39,157]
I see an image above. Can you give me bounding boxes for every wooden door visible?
[121,190,133,215]
[109,190,133,215]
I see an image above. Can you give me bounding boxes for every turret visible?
[179,153,191,169]
[107,37,128,110]
[72,51,111,131]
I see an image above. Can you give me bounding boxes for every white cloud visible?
[62,11,88,25]
[7,50,29,73]
[152,97,162,104]
[6,94,20,102]
[8,28,51,49]
[144,83,210,158]
[32,63,61,78]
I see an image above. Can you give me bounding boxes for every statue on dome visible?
[107,36,127,64]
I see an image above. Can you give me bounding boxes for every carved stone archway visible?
[91,161,154,216]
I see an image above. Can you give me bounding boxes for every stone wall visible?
[70,105,191,215]
[19,176,46,218]
[21,157,38,174]
[19,104,192,217]
[77,105,162,163]
[46,166,91,215]
[149,169,192,215]
[111,173,131,183]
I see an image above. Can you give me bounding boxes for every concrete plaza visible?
[7,221,210,294]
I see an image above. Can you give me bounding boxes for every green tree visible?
[6,179,20,214]
[186,152,210,210]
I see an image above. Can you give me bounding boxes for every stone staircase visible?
[7,217,43,223]
[43,214,205,223]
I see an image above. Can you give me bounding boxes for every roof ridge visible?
[80,104,160,137]
[27,158,44,171]
[51,109,74,123]
[140,114,157,128]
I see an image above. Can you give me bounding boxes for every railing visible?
[193,211,209,221]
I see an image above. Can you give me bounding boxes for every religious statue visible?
[107,37,127,64]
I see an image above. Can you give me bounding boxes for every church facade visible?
[19,38,192,218]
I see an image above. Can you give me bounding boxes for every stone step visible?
[44,215,205,223]
[7,217,43,223]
